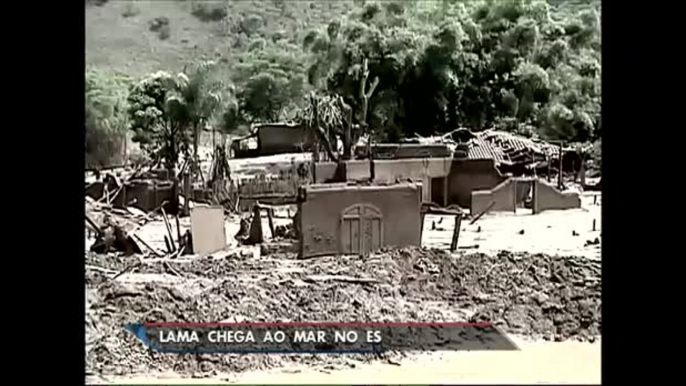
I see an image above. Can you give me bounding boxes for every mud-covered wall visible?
[315,159,451,201]
[314,162,338,183]
[313,162,347,183]
[357,144,452,159]
[448,159,507,208]
[313,158,505,208]
[298,183,422,258]
[471,179,517,215]
[342,158,451,181]
[533,180,581,213]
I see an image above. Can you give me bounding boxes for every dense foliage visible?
[86,0,601,167]
[302,0,601,143]
[85,68,131,168]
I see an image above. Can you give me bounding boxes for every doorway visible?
[514,180,534,214]
[339,204,383,256]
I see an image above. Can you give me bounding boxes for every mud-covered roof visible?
[466,130,565,165]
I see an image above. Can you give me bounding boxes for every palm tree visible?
[165,61,225,181]
[297,92,350,163]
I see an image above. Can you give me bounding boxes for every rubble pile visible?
[85,246,600,376]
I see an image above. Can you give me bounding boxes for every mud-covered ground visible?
[85,246,600,377]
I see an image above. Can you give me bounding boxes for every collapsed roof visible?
[466,130,565,166]
[404,129,571,168]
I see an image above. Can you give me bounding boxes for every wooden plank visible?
[442,176,449,207]
[469,201,495,225]
[85,215,103,236]
[267,208,276,239]
[160,208,176,252]
[450,214,463,252]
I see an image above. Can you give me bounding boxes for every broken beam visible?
[160,208,177,252]
[470,201,496,225]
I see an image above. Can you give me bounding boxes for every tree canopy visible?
[88,0,602,166]
[301,0,601,143]
[85,68,132,168]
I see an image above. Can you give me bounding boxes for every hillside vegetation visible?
[86,0,358,77]
[86,0,601,169]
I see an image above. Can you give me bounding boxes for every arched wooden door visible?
[340,204,383,256]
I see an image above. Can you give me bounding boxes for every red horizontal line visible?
[145,322,493,328]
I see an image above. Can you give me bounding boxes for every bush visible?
[149,17,171,40]
[87,0,109,7]
[158,25,171,40]
[85,125,126,169]
[191,2,227,22]
[240,15,264,37]
[149,17,170,32]
[122,3,140,18]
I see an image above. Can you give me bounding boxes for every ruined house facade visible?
[314,158,505,209]
[297,183,422,258]
[312,130,582,213]
[294,129,583,258]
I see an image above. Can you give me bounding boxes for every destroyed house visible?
[230,123,315,158]
[459,130,573,175]
[313,129,584,209]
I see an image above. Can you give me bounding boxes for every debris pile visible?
[273,223,296,239]
[86,202,144,255]
[86,246,601,376]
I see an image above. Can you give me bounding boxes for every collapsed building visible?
[313,129,582,212]
[84,125,587,259]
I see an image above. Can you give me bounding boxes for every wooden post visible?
[267,208,276,239]
[172,177,180,216]
[442,176,449,208]
[153,184,158,213]
[183,171,190,216]
[123,132,128,167]
[558,142,563,190]
[450,213,462,252]
[175,215,182,246]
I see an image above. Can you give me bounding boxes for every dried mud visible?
[85,247,601,376]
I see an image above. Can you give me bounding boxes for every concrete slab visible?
[190,206,227,255]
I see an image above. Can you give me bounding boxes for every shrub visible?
[149,17,170,32]
[159,25,171,40]
[122,3,141,18]
[87,0,109,7]
[191,2,227,22]
[85,124,126,169]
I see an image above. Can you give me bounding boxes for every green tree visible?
[165,61,227,177]
[85,68,132,168]
[296,91,352,162]
[127,71,192,174]
[234,43,309,123]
